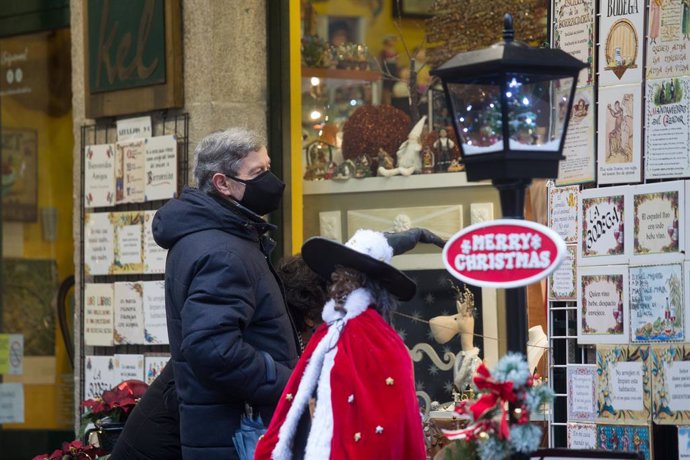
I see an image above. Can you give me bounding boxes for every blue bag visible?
[232,411,267,460]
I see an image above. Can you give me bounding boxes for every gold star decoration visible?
[286,393,294,401]
[354,432,362,442]
[375,425,384,434]
[385,377,395,386]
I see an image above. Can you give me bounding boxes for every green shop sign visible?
[87,0,166,93]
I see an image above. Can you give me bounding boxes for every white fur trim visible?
[272,325,340,460]
[321,288,373,324]
[345,229,393,264]
[304,343,337,459]
[273,288,374,459]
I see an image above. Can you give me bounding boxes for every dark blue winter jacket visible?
[152,187,300,460]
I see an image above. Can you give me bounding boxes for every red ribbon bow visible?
[468,363,516,439]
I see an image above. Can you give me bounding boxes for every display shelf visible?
[302,66,382,81]
[302,171,488,195]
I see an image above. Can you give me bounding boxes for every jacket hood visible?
[152,187,276,249]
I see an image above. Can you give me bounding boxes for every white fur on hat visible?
[344,229,393,264]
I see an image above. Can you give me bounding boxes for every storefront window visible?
[295,0,509,418]
[293,1,554,427]
[1,28,74,436]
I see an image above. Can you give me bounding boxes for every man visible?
[109,255,328,460]
[151,127,300,459]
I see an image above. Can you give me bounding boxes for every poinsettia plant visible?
[80,379,148,430]
[31,440,105,460]
[32,380,149,459]
[440,353,554,460]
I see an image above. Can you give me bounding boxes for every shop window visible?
[296,0,506,419]
[0,28,74,437]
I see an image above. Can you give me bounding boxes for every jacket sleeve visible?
[179,249,292,405]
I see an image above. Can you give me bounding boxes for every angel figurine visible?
[429,283,480,392]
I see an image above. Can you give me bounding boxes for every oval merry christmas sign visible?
[443,219,566,289]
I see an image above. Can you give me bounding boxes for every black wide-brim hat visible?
[301,234,417,301]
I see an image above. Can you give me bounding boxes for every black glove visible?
[383,228,446,256]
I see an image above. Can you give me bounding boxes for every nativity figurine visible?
[378,116,426,177]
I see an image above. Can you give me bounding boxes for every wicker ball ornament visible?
[341,105,411,174]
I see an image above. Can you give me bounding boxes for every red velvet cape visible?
[255,308,426,459]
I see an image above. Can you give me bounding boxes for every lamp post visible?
[431,14,585,356]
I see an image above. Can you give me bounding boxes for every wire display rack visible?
[76,112,189,412]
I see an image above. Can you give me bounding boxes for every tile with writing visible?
[115,138,146,204]
[112,211,144,275]
[143,210,166,274]
[646,1,690,79]
[83,283,114,346]
[597,85,642,184]
[630,264,684,343]
[113,282,145,345]
[567,422,597,449]
[598,0,644,87]
[652,345,690,424]
[84,144,115,208]
[595,345,651,424]
[143,280,168,345]
[550,245,577,301]
[578,186,629,266]
[556,86,596,186]
[84,355,117,400]
[578,266,629,345]
[553,0,595,87]
[114,354,144,382]
[568,365,597,421]
[627,181,684,264]
[645,77,690,179]
[144,135,177,201]
[84,212,115,276]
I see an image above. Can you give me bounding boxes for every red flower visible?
[32,438,105,460]
[81,379,148,418]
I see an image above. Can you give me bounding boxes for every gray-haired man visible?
[152,127,301,459]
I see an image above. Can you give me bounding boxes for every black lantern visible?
[430,14,587,182]
[431,14,586,358]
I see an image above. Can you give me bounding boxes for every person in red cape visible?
[255,228,444,460]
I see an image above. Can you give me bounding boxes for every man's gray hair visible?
[193,127,266,193]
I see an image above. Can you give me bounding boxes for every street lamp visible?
[431,14,586,355]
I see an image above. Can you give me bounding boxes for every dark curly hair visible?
[276,255,328,333]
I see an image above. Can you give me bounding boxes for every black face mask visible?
[229,170,285,216]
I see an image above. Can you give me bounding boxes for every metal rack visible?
[548,299,595,447]
[76,112,189,421]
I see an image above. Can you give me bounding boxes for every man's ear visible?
[211,173,232,197]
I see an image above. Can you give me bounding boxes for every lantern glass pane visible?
[505,74,575,152]
[446,82,503,155]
